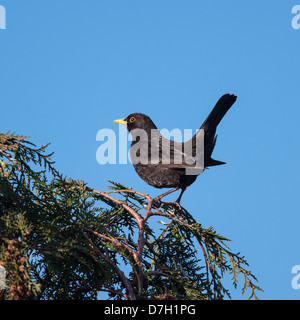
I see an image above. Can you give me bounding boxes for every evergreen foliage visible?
[0,132,262,300]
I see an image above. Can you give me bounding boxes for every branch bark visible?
[84,186,235,299]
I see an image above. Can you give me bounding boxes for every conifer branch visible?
[0,132,263,300]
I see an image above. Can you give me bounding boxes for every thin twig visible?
[80,229,136,300]
[83,227,136,256]
[103,188,152,202]
[90,188,143,223]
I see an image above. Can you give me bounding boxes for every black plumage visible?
[114,93,237,206]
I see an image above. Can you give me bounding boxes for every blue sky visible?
[1,1,300,299]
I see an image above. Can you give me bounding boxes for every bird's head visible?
[114,113,157,133]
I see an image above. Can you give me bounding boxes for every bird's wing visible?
[149,135,204,174]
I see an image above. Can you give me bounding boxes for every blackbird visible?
[114,93,237,206]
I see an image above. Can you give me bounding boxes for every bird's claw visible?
[152,197,162,208]
[173,201,182,210]
[159,201,182,211]
[152,198,182,211]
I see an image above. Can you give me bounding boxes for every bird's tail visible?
[207,158,226,166]
[201,94,237,167]
[200,94,237,131]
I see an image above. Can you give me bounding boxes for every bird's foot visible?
[161,201,182,211]
[152,196,183,211]
[152,197,162,208]
[173,201,182,210]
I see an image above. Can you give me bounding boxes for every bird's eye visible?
[129,117,136,123]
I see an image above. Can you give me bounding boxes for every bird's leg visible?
[173,187,186,208]
[152,187,180,208]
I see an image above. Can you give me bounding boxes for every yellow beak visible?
[113,118,127,125]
